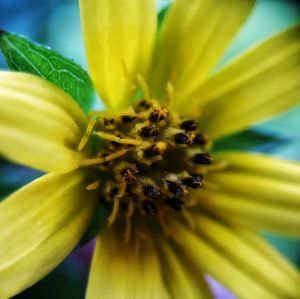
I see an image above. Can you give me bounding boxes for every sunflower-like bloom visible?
[1,0,300,298]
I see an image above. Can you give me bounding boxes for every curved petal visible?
[80,0,157,110]
[197,189,300,236]
[86,225,170,299]
[197,152,300,235]
[240,229,300,283]
[171,220,299,299]
[192,215,300,298]
[156,235,213,299]
[195,24,300,139]
[0,72,87,173]
[148,0,254,104]
[213,151,300,184]
[0,170,98,298]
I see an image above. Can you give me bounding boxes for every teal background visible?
[0,0,299,298]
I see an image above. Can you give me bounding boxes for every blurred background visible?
[0,0,299,298]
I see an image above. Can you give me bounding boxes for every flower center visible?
[78,99,213,229]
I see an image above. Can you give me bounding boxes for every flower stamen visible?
[79,98,213,238]
[80,149,129,166]
[78,117,97,151]
[166,82,175,108]
[86,180,101,190]
[107,197,120,226]
[94,131,143,146]
[137,75,151,101]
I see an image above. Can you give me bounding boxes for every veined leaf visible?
[212,129,289,152]
[0,31,94,113]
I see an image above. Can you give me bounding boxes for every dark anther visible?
[150,108,168,122]
[166,197,185,211]
[110,134,122,147]
[193,153,213,165]
[166,181,184,197]
[193,134,208,146]
[143,143,165,158]
[111,141,121,147]
[182,175,203,189]
[174,133,194,144]
[104,118,114,126]
[121,168,137,182]
[139,100,152,109]
[180,120,198,131]
[143,200,158,216]
[139,125,159,137]
[143,184,161,200]
[121,115,136,123]
[101,153,111,166]
[109,186,119,198]
[0,29,6,36]
[144,145,160,158]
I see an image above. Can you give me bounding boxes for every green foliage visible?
[0,31,94,113]
[212,129,288,152]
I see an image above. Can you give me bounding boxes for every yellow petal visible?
[207,161,300,206]
[197,152,300,235]
[148,0,254,104]
[156,234,213,299]
[191,214,300,298]
[171,221,280,299]
[195,24,300,139]
[0,71,87,173]
[210,151,300,207]
[0,170,98,298]
[240,229,300,283]
[214,151,300,183]
[80,0,157,110]
[197,189,300,236]
[86,226,170,299]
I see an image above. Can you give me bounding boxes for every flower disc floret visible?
[78,99,213,229]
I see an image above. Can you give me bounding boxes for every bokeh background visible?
[0,0,299,298]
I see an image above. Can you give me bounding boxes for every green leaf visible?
[212,129,289,152]
[0,31,94,113]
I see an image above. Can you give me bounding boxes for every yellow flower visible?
[0,0,300,298]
